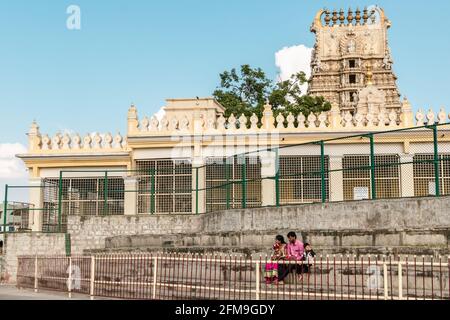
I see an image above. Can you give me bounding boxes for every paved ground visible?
[0,284,111,300]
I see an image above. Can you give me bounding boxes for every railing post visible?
[255,261,260,300]
[34,255,38,293]
[383,260,388,300]
[68,256,72,298]
[58,172,63,232]
[90,256,95,300]
[150,168,156,214]
[152,256,158,299]
[320,141,326,203]
[241,156,247,209]
[103,171,108,215]
[432,124,440,197]
[398,261,403,300]
[369,134,377,200]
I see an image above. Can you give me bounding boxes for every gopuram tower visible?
[308,7,402,123]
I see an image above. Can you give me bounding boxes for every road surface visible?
[0,284,110,300]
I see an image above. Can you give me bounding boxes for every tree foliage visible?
[213,64,332,123]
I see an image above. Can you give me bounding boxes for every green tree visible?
[213,64,331,125]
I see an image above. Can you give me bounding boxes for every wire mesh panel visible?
[136,160,192,214]
[205,158,231,212]
[343,155,372,201]
[437,123,450,196]
[205,156,261,212]
[42,179,61,232]
[98,178,125,215]
[1,201,33,232]
[279,155,329,204]
[374,155,401,199]
[343,155,400,200]
[413,154,450,196]
[44,177,124,222]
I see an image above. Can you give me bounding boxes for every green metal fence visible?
[2,123,450,233]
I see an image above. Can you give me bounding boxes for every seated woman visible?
[264,235,287,285]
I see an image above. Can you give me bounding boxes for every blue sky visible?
[0,0,450,197]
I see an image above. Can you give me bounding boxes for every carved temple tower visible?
[308,7,402,123]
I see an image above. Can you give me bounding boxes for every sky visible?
[1,0,450,200]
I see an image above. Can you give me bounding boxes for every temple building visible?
[16,6,450,232]
[308,7,401,117]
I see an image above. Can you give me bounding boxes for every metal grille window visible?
[4,202,31,231]
[413,154,450,196]
[136,159,192,214]
[205,156,261,212]
[279,156,329,204]
[42,177,124,231]
[343,154,400,200]
[42,179,60,232]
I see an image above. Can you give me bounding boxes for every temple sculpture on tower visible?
[308,7,401,124]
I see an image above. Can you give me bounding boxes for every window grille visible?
[205,156,261,212]
[413,154,450,196]
[136,159,192,214]
[42,177,124,232]
[279,155,329,204]
[42,179,60,232]
[343,154,400,200]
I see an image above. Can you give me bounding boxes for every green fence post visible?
[226,159,231,210]
[274,148,280,207]
[58,171,63,232]
[241,156,247,209]
[320,141,326,203]
[432,124,441,197]
[3,185,8,234]
[150,168,155,214]
[103,171,108,215]
[195,167,199,215]
[369,133,377,200]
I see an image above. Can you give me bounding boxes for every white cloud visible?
[154,107,166,121]
[0,143,28,179]
[0,143,29,203]
[275,44,313,94]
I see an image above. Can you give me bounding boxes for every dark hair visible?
[304,242,311,247]
[275,235,286,244]
[287,231,297,238]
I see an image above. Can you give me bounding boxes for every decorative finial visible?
[332,9,338,26]
[339,8,345,26]
[29,119,39,132]
[363,7,369,25]
[355,7,361,25]
[347,8,354,25]
[324,9,330,26]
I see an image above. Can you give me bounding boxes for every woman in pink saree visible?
[264,235,287,284]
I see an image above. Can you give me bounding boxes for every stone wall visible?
[2,196,450,283]
[1,233,66,282]
[80,196,450,255]
[68,214,202,254]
